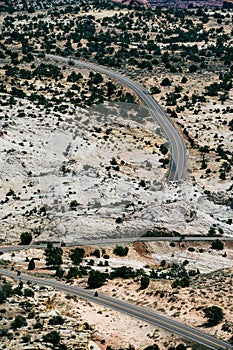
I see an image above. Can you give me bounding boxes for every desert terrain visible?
[0,2,232,350]
[0,3,232,243]
[1,240,233,349]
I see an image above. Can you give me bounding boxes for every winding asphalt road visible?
[47,54,186,181]
[1,235,233,253]
[1,56,230,348]
[1,269,232,350]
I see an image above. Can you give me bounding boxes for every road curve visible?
[46,54,186,181]
[1,236,233,253]
[1,269,232,350]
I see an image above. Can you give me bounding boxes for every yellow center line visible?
[2,272,229,349]
[49,280,226,349]
[96,297,224,348]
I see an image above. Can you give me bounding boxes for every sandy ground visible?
[1,241,232,349]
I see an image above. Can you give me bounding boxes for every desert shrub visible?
[0,282,12,303]
[188,247,195,252]
[24,288,34,298]
[48,315,65,325]
[91,249,101,258]
[87,270,107,288]
[172,277,190,288]
[143,344,160,350]
[42,331,61,345]
[70,247,85,265]
[211,239,224,250]
[140,276,150,289]
[113,246,129,257]
[203,306,224,326]
[11,315,27,330]
[20,232,32,245]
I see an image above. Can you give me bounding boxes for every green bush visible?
[48,315,65,325]
[43,331,61,345]
[91,249,101,258]
[110,266,136,279]
[140,276,150,289]
[113,246,129,257]
[66,266,87,279]
[24,288,34,297]
[45,244,63,269]
[87,270,107,288]
[211,239,224,250]
[203,306,223,326]
[172,277,190,288]
[11,315,27,330]
[161,78,171,86]
[0,282,12,303]
[28,258,35,270]
[143,344,160,350]
[20,232,32,245]
[70,247,85,265]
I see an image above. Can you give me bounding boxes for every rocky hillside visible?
[0,4,232,243]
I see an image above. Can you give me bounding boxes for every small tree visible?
[11,315,27,330]
[33,321,43,330]
[115,217,123,224]
[13,280,23,296]
[24,288,34,297]
[70,200,79,210]
[151,86,161,94]
[140,276,150,289]
[20,232,32,245]
[161,78,171,86]
[176,344,186,350]
[22,335,31,343]
[0,282,12,303]
[43,331,61,346]
[211,239,224,250]
[91,249,101,258]
[44,244,63,269]
[56,266,65,278]
[113,246,129,257]
[48,315,65,325]
[160,260,166,268]
[143,344,160,350]
[203,306,223,326]
[70,247,85,265]
[28,258,35,270]
[87,270,107,288]
[181,77,188,84]
[208,226,216,235]
[160,143,168,155]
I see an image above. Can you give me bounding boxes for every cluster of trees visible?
[37,240,207,291]
[0,279,34,305]
[44,243,63,269]
[0,0,231,183]
[82,258,200,290]
[113,246,129,257]
[86,265,150,289]
[70,247,85,264]
[2,56,136,108]
[1,3,232,79]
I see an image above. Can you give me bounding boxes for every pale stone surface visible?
[0,98,232,244]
